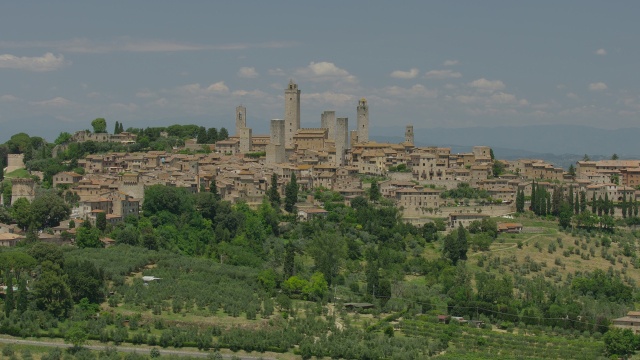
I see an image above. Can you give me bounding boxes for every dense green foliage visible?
[441,182,490,200]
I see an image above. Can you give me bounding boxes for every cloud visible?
[176,81,229,95]
[390,68,419,79]
[268,68,285,76]
[425,69,462,79]
[295,61,357,83]
[301,92,356,106]
[0,52,65,72]
[231,89,268,98]
[35,97,73,107]
[384,84,437,98]
[469,78,506,91]
[443,60,459,66]
[588,82,608,91]
[566,92,579,100]
[135,90,157,99]
[0,38,298,54]
[237,67,259,78]
[0,94,19,102]
[595,48,606,56]
[455,90,527,107]
[207,81,229,93]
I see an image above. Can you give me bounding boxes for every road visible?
[0,337,274,360]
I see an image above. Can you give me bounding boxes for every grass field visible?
[4,168,31,178]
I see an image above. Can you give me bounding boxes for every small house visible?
[613,311,640,333]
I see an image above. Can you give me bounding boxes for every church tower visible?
[284,80,301,148]
[357,98,369,144]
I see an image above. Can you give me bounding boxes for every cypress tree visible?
[5,271,14,316]
[267,173,281,210]
[210,176,220,201]
[516,188,525,213]
[574,194,580,215]
[622,193,627,219]
[552,186,563,216]
[635,199,639,217]
[568,185,574,209]
[597,196,603,216]
[369,180,381,202]
[0,157,4,182]
[531,181,537,214]
[114,121,120,134]
[591,192,597,213]
[284,242,295,278]
[580,191,587,213]
[609,196,615,216]
[16,278,28,314]
[537,185,548,216]
[284,173,298,213]
[119,122,124,133]
[456,223,468,262]
[546,192,551,216]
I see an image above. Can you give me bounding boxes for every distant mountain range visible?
[371,124,640,170]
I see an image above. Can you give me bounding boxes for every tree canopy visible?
[91,118,107,133]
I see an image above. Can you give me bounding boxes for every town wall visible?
[5,154,25,173]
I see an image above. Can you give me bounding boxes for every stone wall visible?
[5,154,25,173]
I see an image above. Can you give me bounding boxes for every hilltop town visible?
[1,80,640,244]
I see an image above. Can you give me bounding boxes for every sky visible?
[0,1,639,142]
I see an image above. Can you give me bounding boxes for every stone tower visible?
[321,111,336,140]
[235,105,246,135]
[357,98,369,144]
[405,125,414,145]
[284,80,301,149]
[266,119,285,164]
[239,127,252,153]
[11,178,36,204]
[335,117,349,166]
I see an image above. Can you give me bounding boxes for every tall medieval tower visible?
[284,80,301,148]
[357,98,369,144]
[235,105,246,136]
[405,125,414,145]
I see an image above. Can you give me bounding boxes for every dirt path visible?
[0,336,274,360]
